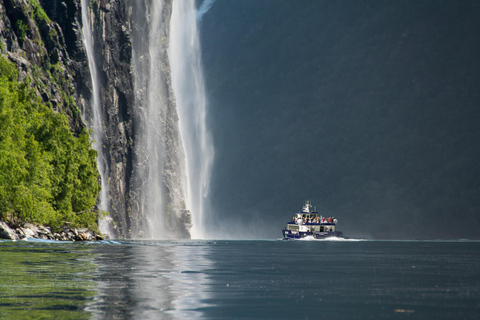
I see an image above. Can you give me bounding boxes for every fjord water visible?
[1,240,479,319]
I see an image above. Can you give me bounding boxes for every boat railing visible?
[287,221,336,225]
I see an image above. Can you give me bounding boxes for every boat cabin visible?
[283,200,343,239]
[286,201,337,234]
[287,219,337,233]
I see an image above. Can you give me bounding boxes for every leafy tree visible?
[0,55,100,230]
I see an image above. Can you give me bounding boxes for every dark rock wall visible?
[81,0,135,238]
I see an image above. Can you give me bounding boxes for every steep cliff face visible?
[1,0,84,132]
[82,0,190,239]
[80,0,135,238]
[0,0,191,239]
[201,1,480,239]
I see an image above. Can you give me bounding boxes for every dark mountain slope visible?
[200,0,480,239]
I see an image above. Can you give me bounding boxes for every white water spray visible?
[169,0,214,238]
[130,1,169,238]
[145,1,166,238]
[197,0,217,22]
[80,0,112,237]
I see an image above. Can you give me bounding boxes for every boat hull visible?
[283,229,343,239]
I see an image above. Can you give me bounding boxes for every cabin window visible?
[288,225,299,231]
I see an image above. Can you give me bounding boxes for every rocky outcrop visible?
[0,221,18,240]
[0,220,103,241]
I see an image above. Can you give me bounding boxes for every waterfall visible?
[129,0,191,239]
[169,0,214,238]
[130,1,166,238]
[80,0,112,237]
[78,0,209,239]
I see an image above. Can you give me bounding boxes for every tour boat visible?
[282,201,343,239]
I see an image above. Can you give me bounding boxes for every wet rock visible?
[18,223,40,239]
[0,220,103,241]
[0,221,19,240]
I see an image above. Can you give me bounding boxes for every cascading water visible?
[78,0,208,239]
[80,0,112,237]
[130,0,190,239]
[169,0,214,238]
[130,1,166,238]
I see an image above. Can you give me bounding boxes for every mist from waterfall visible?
[197,0,217,22]
[169,0,214,238]
[80,0,111,237]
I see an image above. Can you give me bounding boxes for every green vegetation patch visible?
[15,20,29,46]
[0,55,100,231]
[29,0,51,25]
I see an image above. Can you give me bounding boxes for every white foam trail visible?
[80,0,113,238]
[170,0,214,239]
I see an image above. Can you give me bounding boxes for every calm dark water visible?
[0,239,479,319]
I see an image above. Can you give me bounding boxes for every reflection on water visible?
[87,240,213,319]
[1,240,479,319]
[0,240,95,320]
[0,240,214,320]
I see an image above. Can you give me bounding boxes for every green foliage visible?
[0,56,17,80]
[15,20,28,46]
[29,0,51,25]
[0,56,100,230]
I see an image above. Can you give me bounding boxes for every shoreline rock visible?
[0,220,104,241]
